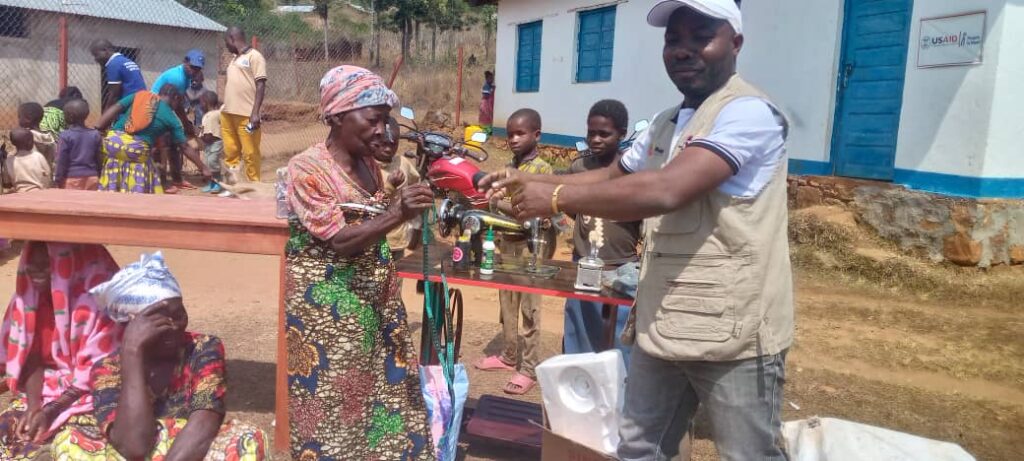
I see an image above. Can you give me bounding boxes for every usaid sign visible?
[918,11,986,68]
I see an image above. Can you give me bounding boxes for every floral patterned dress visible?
[285,144,434,460]
[50,333,268,461]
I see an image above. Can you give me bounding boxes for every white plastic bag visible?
[783,417,975,461]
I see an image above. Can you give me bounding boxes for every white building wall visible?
[738,0,844,166]
[894,0,1007,178]
[493,0,679,140]
[982,2,1024,178]
[492,0,1021,196]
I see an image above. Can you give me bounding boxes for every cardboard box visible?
[541,428,617,461]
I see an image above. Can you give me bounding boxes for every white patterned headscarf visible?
[89,251,182,323]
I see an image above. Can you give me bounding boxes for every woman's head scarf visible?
[319,65,400,118]
[0,243,123,437]
[89,251,182,323]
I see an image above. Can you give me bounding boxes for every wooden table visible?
[0,190,633,453]
[0,189,293,451]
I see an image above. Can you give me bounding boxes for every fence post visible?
[252,35,260,50]
[58,15,68,91]
[455,46,464,127]
[387,55,404,89]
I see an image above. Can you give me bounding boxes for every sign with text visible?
[918,11,986,68]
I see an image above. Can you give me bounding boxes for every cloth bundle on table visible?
[0,243,123,460]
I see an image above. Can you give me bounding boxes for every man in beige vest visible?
[482,0,792,459]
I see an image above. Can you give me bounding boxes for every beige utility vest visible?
[635,75,794,362]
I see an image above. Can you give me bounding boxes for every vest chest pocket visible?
[645,200,704,235]
[649,253,741,342]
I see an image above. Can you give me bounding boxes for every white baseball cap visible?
[647,0,743,34]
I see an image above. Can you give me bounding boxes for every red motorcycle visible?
[397,107,491,209]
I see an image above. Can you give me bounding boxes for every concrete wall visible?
[493,0,679,141]
[738,0,844,166]
[982,2,1024,179]
[894,0,1008,178]
[0,11,220,125]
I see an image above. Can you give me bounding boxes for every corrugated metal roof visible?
[0,0,226,32]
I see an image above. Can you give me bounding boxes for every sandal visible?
[503,373,536,395]
[474,355,515,372]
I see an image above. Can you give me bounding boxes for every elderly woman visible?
[93,84,211,193]
[284,66,435,460]
[51,252,268,460]
[0,243,123,459]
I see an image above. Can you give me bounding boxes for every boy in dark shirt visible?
[564,100,640,366]
[55,99,102,190]
[18,102,57,165]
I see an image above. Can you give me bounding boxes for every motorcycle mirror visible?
[470,132,488,143]
[634,119,650,133]
[575,141,588,153]
[400,107,415,120]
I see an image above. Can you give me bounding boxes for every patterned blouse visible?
[90,333,227,434]
[287,143,386,241]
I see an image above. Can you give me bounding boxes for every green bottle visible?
[480,227,496,275]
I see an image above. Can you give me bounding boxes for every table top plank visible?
[0,189,287,229]
[397,248,633,306]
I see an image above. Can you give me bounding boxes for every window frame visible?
[0,6,29,39]
[574,5,617,84]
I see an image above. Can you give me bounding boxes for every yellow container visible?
[464,125,484,148]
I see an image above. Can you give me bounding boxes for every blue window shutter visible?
[516,21,542,92]
[576,6,616,83]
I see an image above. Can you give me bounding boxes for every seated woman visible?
[0,242,123,460]
[52,251,268,460]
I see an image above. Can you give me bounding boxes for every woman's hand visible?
[387,170,406,191]
[390,183,434,221]
[123,303,176,356]
[17,408,52,443]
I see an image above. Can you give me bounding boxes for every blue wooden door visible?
[831,0,913,180]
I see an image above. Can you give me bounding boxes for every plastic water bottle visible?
[480,228,495,275]
[275,167,289,219]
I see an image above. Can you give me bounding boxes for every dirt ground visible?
[1,121,1022,460]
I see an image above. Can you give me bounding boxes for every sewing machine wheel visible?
[437,198,458,238]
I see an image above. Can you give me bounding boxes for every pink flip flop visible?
[474,355,515,372]
[503,373,536,395]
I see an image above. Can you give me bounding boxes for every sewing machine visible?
[437,198,559,278]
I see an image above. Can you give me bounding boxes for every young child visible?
[18,102,57,165]
[563,100,640,366]
[475,108,554,395]
[54,99,102,190]
[376,117,422,261]
[199,91,224,194]
[479,71,495,134]
[2,128,52,193]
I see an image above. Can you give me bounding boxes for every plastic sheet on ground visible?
[783,417,975,461]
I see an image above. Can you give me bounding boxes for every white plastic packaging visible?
[783,417,976,461]
[535,350,626,455]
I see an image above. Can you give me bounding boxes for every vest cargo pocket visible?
[648,253,739,342]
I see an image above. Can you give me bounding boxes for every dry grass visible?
[789,212,1024,310]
